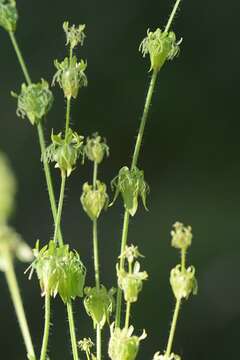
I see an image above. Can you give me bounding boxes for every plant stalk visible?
[67,301,79,360]
[53,171,66,246]
[165,298,181,357]
[40,292,51,360]
[4,251,36,359]
[8,31,63,244]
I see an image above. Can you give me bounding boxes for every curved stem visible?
[40,293,51,360]
[4,252,36,359]
[67,301,79,360]
[8,31,63,244]
[53,171,66,246]
[165,0,182,33]
[165,298,181,357]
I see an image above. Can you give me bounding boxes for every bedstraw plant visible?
[0,0,198,359]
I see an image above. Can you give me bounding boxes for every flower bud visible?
[78,338,94,354]
[108,324,147,360]
[153,352,181,360]
[170,264,198,300]
[171,222,192,250]
[84,285,115,329]
[84,134,109,164]
[0,225,33,271]
[45,129,84,177]
[52,57,87,99]
[117,261,148,303]
[120,245,143,265]
[0,0,18,33]
[81,181,109,221]
[139,28,181,72]
[0,152,16,223]
[12,79,54,125]
[28,240,86,303]
[111,166,149,216]
[63,21,86,49]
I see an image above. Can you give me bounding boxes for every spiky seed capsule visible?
[119,245,144,264]
[0,152,16,223]
[0,225,33,271]
[81,181,109,221]
[139,28,181,72]
[27,240,86,303]
[111,166,149,216]
[108,324,147,360]
[0,0,18,33]
[84,133,109,164]
[45,129,84,177]
[117,261,148,303]
[78,338,94,353]
[170,264,198,300]
[171,222,192,250]
[63,21,86,49]
[11,80,54,125]
[153,352,181,360]
[84,286,116,329]
[52,57,87,99]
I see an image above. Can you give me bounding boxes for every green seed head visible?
[81,181,109,221]
[0,152,16,223]
[0,225,33,271]
[78,338,94,353]
[170,264,198,300]
[45,129,84,177]
[12,79,54,125]
[84,286,116,329]
[63,21,86,49]
[171,222,192,250]
[139,28,181,72]
[111,166,149,216]
[108,324,147,360]
[84,133,109,164]
[117,261,148,303]
[52,57,87,99]
[0,0,18,33]
[28,240,86,303]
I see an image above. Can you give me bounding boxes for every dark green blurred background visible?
[0,0,239,359]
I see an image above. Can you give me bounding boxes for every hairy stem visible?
[8,31,63,244]
[53,171,66,246]
[67,301,79,360]
[4,251,36,359]
[40,293,51,360]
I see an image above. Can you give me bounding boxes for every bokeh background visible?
[0,0,239,359]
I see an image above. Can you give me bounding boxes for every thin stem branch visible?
[40,293,51,360]
[165,0,181,33]
[131,69,158,169]
[9,31,63,244]
[165,298,181,357]
[65,98,71,135]
[67,301,79,360]
[53,171,66,246]
[124,301,131,330]
[4,252,36,359]
[9,31,31,85]
[92,161,101,360]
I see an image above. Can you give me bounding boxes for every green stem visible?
[4,252,36,359]
[181,248,186,271]
[38,125,63,245]
[40,293,51,360]
[92,161,101,360]
[131,70,158,169]
[9,31,31,85]
[53,171,66,246]
[165,298,181,357]
[65,98,71,135]
[67,301,79,360]
[165,0,182,33]
[9,31,63,244]
[124,301,131,330]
